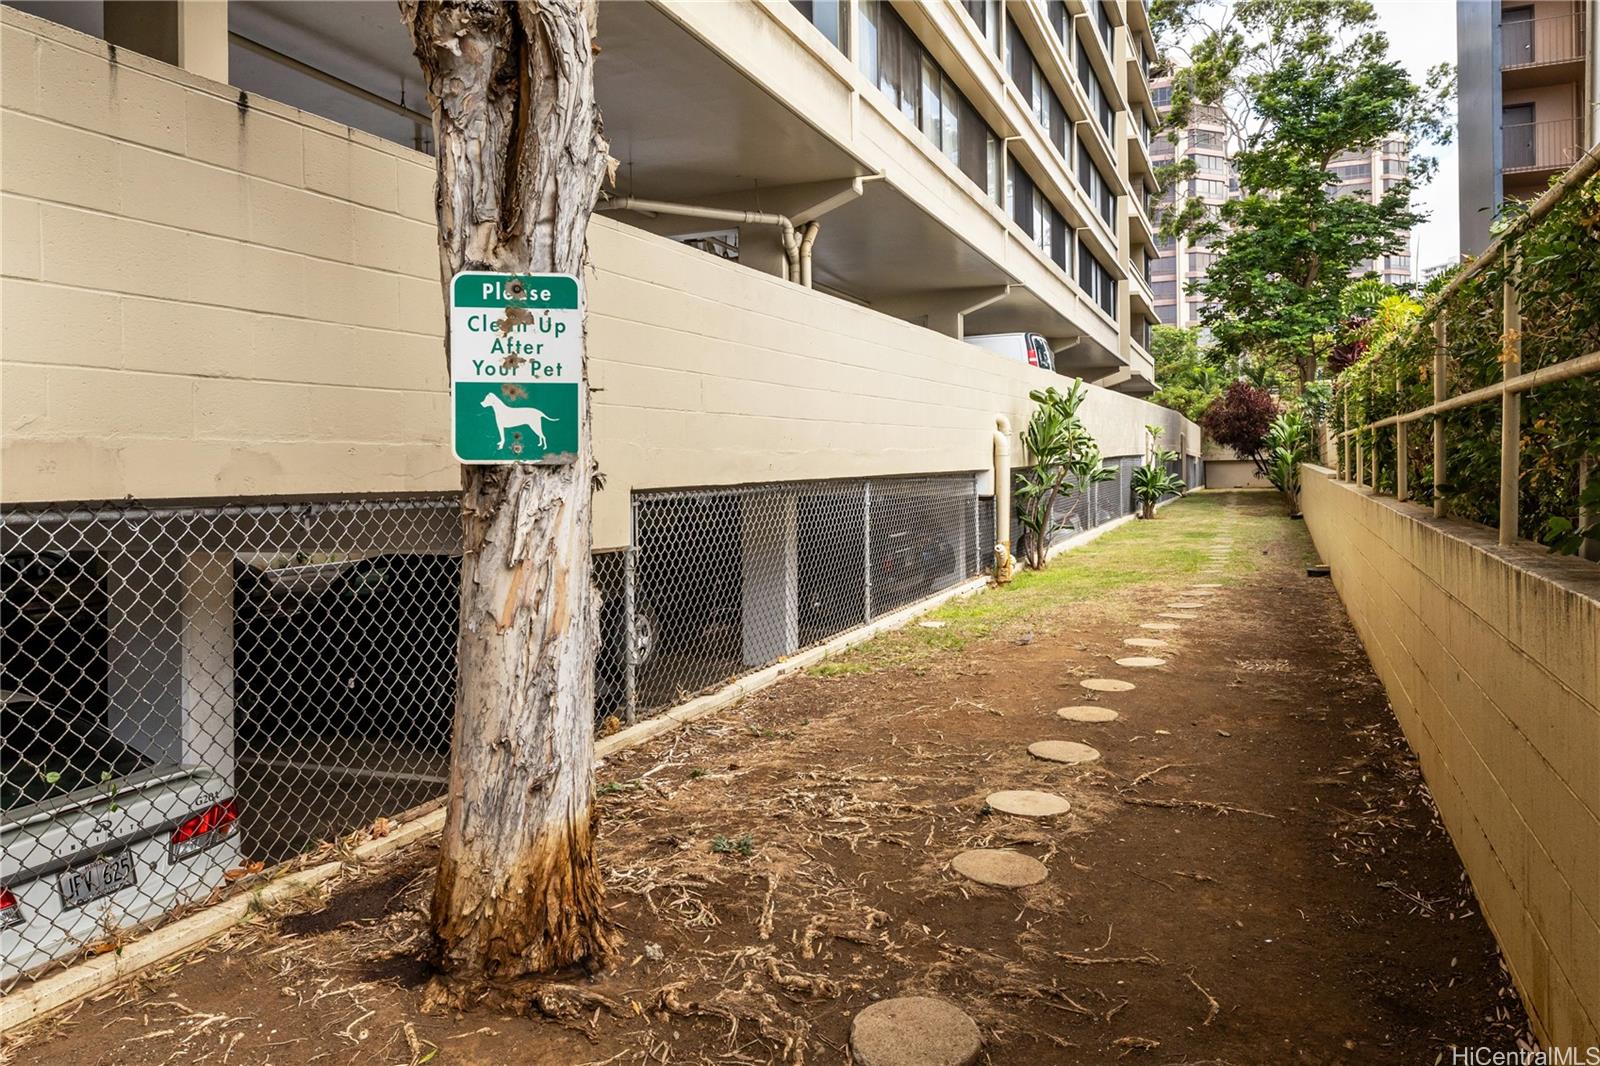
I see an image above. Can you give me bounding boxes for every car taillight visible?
[0,887,23,929]
[169,799,240,862]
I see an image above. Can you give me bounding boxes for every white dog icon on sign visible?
[480,392,559,451]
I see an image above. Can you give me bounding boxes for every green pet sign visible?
[449,271,582,464]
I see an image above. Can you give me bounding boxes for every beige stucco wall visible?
[1202,460,1268,491]
[1300,467,1600,1049]
[1200,443,1270,489]
[0,8,1196,550]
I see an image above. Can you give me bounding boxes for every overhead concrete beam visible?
[870,284,1012,339]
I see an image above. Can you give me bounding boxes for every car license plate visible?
[57,850,138,910]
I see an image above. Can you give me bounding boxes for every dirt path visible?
[10,491,1530,1066]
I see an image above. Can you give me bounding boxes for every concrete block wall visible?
[1301,467,1600,1049]
[1,8,1197,550]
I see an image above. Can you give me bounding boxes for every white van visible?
[965,332,1055,372]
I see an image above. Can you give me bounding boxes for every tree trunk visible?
[402,0,613,986]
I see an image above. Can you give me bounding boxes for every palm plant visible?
[1263,411,1311,515]
[1015,383,1115,569]
[1131,425,1187,519]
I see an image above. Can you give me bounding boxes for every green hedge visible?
[1333,172,1600,547]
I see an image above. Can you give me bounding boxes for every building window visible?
[1007,16,1070,160]
[1190,177,1229,199]
[1076,50,1115,138]
[960,0,1003,57]
[1078,143,1118,226]
[1192,151,1229,173]
[1090,0,1114,53]
[790,1,848,52]
[1152,279,1177,301]
[1010,154,1071,273]
[1152,84,1172,108]
[859,1,1003,206]
[1047,0,1070,51]
[1383,157,1408,176]
[1079,243,1118,317]
[1332,162,1371,180]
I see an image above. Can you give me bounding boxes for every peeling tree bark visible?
[401,0,613,984]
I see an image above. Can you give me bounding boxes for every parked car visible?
[965,331,1055,371]
[1,688,240,980]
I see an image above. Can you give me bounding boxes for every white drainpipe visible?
[993,415,1014,582]
[798,221,820,288]
[604,196,801,283]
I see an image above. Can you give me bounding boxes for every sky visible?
[1370,1,1461,275]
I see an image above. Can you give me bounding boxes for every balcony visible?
[1500,12,1586,87]
[1502,118,1581,176]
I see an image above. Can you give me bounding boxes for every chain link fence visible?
[0,458,1201,983]
[615,474,982,722]
[1003,453,1204,558]
[1,496,461,984]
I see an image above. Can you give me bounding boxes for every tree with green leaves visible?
[1149,325,1226,422]
[1158,0,1453,386]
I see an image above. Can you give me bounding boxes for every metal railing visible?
[1334,145,1600,553]
[1501,12,1586,68]
[1503,119,1581,173]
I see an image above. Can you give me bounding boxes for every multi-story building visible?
[1147,74,1232,327]
[1457,0,1599,255]
[1330,139,1414,285]
[0,0,1197,975]
[1149,76,1415,322]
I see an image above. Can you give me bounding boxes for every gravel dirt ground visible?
[8,490,1532,1066]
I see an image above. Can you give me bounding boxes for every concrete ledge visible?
[1300,465,1600,1049]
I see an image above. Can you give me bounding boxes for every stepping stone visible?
[1080,677,1135,692]
[1140,622,1179,631]
[851,996,982,1066]
[951,848,1049,887]
[1029,740,1102,764]
[986,789,1072,817]
[1191,583,1223,588]
[1167,602,1207,609]
[1123,637,1168,648]
[1158,612,1197,620]
[1057,704,1120,722]
[1115,656,1166,668]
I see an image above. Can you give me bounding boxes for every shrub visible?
[1015,383,1116,570]
[1200,380,1278,468]
[1131,426,1188,519]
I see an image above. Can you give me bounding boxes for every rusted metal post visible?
[1369,365,1379,490]
[1394,352,1408,500]
[1396,419,1409,501]
[1500,278,1522,546]
[1432,317,1448,518]
[1340,389,1349,480]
